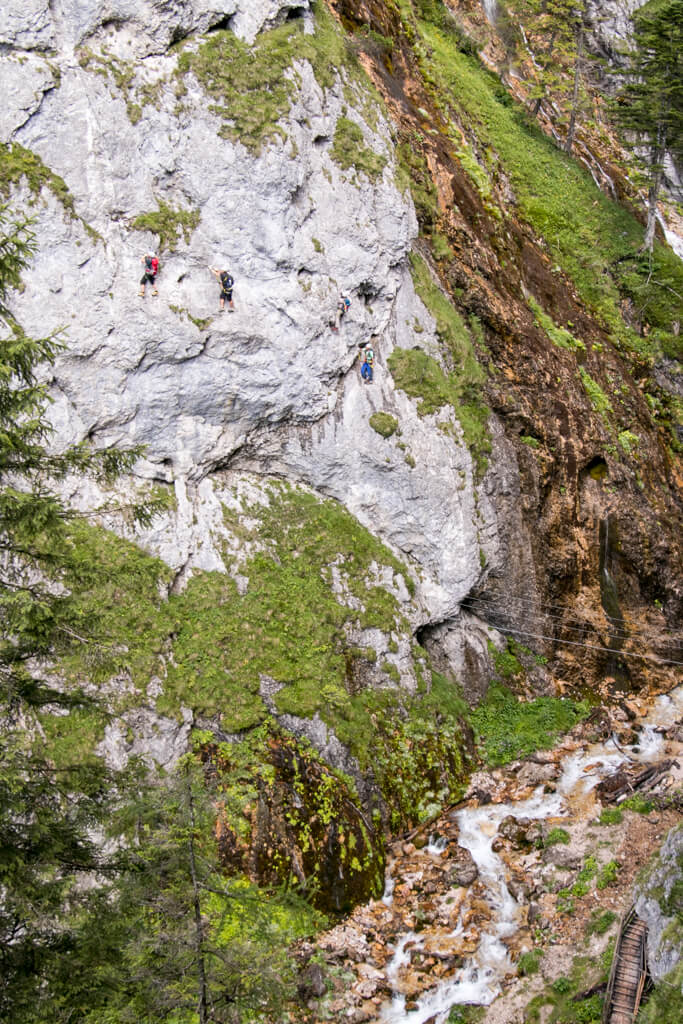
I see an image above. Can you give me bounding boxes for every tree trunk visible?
[564,27,583,154]
[643,122,666,253]
[186,775,209,1024]
[531,31,557,119]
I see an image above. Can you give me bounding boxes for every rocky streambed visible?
[300,688,683,1023]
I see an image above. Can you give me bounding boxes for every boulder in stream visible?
[446,845,479,886]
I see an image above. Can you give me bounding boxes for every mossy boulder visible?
[206,727,384,914]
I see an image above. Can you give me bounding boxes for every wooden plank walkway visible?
[603,907,650,1024]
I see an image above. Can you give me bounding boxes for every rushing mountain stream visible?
[377,687,683,1023]
[316,687,683,1024]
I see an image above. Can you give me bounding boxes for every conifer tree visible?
[612,0,683,251]
[508,0,589,150]
[0,206,151,1018]
[101,756,299,1024]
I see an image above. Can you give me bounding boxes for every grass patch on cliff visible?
[202,483,414,728]
[0,143,75,213]
[529,297,586,354]
[471,683,589,767]
[57,486,416,736]
[0,143,100,240]
[332,117,387,181]
[389,254,490,475]
[578,366,614,426]
[131,200,200,253]
[418,21,683,360]
[396,139,440,231]
[369,412,399,437]
[176,3,382,154]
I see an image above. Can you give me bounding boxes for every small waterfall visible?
[482,0,498,25]
[656,212,683,259]
[598,515,630,685]
[382,866,395,906]
[426,834,449,855]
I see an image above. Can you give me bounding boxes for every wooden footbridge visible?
[602,906,652,1024]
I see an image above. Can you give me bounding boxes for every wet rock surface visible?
[302,689,683,1022]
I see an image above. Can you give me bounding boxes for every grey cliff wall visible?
[1,0,521,763]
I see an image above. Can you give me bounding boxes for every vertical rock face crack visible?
[599,514,630,685]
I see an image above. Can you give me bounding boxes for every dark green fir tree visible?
[612,0,683,250]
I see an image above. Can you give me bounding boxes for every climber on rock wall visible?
[360,341,374,384]
[139,253,159,297]
[331,291,351,332]
[209,266,235,312]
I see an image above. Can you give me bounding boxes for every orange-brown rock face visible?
[329,0,682,700]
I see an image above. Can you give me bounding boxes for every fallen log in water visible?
[596,760,675,804]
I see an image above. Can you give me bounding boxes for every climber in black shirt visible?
[209,266,235,312]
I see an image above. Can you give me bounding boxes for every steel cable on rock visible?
[461,587,678,627]
[473,622,683,667]
[460,594,683,651]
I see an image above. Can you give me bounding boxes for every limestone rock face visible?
[0,0,309,55]
[635,823,683,981]
[584,0,647,62]
[2,0,505,642]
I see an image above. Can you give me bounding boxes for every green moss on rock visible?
[331,116,387,182]
[131,199,200,254]
[206,726,385,913]
[369,412,399,437]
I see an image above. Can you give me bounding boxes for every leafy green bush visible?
[488,638,523,679]
[587,909,617,935]
[470,684,589,766]
[545,827,570,847]
[598,806,623,825]
[597,860,619,889]
[621,793,654,814]
[518,950,542,976]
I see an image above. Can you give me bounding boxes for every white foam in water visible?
[636,724,663,761]
[378,686,682,1023]
[383,868,395,907]
[426,834,449,855]
[381,789,565,1023]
